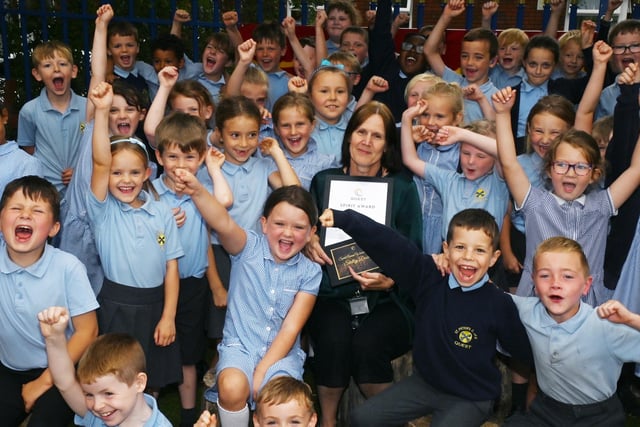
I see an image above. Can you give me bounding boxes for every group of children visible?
[4,0,640,426]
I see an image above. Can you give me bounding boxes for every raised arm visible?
[575,41,613,132]
[263,137,301,188]
[222,11,243,50]
[481,1,498,30]
[226,39,256,97]
[176,169,247,255]
[205,147,233,207]
[86,4,113,122]
[282,16,314,81]
[356,76,389,108]
[170,9,191,37]
[90,82,114,202]
[400,100,429,177]
[144,66,179,147]
[38,307,98,417]
[436,125,498,158]
[597,300,640,331]
[424,0,466,77]
[314,10,328,63]
[543,0,567,38]
[493,87,531,207]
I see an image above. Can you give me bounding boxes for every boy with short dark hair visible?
[425,0,499,123]
[150,33,186,74]
[252,21,293,109]
[107,20,159,101]
[0,176,98,426]
[319,207,532,426]
[505,236,640,426]
[38,308,171,427]
[17,40,87,195]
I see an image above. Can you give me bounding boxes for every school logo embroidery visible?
[80,122,86,133]
[454,326,477,349]
[157,232,166,247]
[475,188,486,199]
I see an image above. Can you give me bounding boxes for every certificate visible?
[320,175,393,286]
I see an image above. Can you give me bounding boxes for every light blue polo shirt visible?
[196,72,226,106]
[17,88,87,192]
[596,81,619,119]
[443,66,498,124]
[153,176,210,279]
[75,393,171,426]
[269,137,338,190]
[517,78,549,138]
[489,65,526,89]
[86,190,184,287]
[311,113,350,161]
[423,165,509,240]
[0,242,98,370]
[266,70,291,110]
[0,140,43,196]
[114,61,159,100]
[512,295,640,405]
[212,156,273,244]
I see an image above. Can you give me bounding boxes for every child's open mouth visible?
[118,185,135,194]
[562,182,577,193]
[117,121,131,134]
[548,294,563,302]
[459,265,476,281]
[53,77,65,91]
[15,225,33,241]
[279,239,293,252]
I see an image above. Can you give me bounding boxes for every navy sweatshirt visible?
[332,209,532,401]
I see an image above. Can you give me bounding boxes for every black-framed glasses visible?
[401,42,424,53]
[552,161,593,176]
[612,43,640,55]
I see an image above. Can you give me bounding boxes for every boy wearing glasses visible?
[425,0,499,124]
[596,19,640,119]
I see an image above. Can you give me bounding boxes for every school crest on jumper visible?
[156,231,166,247]
[454,326,477,349]
[474,188,486,199]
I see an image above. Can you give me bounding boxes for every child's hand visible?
[22,376,51,413]
[434,125,463,146]
[172,207,187,228]
[37,306,70,339]
[319,208,334,227]
[365,10,376,28]
[402,98,428,122]
[158,66,179,88]
[282,16,297,39]
[492,87,516,114]
[365,76,389,94]
[259,137,282,157]
[597,300,635,324]
[194,410,218,427]
[288,76,308,93]
[482,2,499,19]
[412,125,433,144]
[618,62,640,85]
[260,107,272,124]
[212,287,228,308]
[205,147,226,170]
[173,9,191,24]
[174,168,203,196]
[431,253,450,276]
[61,167,73,185]
[95,4,114,26]
[463,84,485,102]
[237,38,257,63]
[393,12,410,29]
[444,0,466,19]
[89,81,113,110]
[349,267,395,291]
[303,234,332,265]
[222,10,238,29]
[154,316,176,347]
[581,20,597,48]
[550,0,567,13]
[592,40,613,65]
[315,9,327,28]
[502,250,523,275]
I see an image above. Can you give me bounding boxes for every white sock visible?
[217,400,250,427]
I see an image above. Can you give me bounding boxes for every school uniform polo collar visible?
[316,114,349,131]
[551,192,586,207]
[198,73,226,86]
[0,241,53,277]
[117,189,157,214]
[222,155,258,175]
[153,176,191,201]
[522,77,549,93]
[0,140,20,156]
[269,69,289,79]
[114,64,138,78]
[448,272,489,292]
[37,88,83,113]
[259,233,303,266]
[538,299,589,333]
